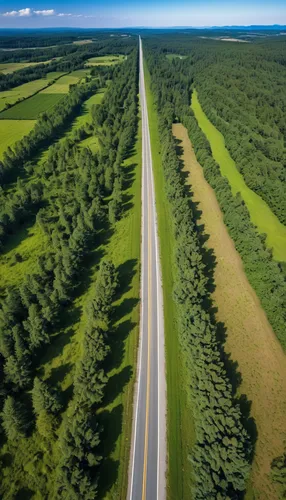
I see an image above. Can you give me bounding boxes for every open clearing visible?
[191,89,286,262]
[166,53,187,60]
[0,78,49,111]
[173,123,286,500]
[85,54,126,66]
[0,93,64,119]
[0,119,36,158]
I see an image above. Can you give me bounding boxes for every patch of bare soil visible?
[172,123,286,500]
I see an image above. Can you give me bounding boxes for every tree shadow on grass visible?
[15,488,34,500]
[97,404,123,499]
[103,365,133,407]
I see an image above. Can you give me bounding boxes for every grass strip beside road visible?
[144,60,194,500]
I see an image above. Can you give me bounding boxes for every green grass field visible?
[192,89,286,262]
[85,54,126,66]
[67,89,105,133]
[144,61,194,500]
[40,74,80,94]
[0,60,55,74]
[0,78,49,111]
[0,119,36,159]
[45,71,66,80]
[0,93,64,119]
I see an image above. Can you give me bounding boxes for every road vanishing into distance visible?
[128,38,166,500]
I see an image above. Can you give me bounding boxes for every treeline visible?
[144,50,252,497]
[0,46,139,497]
[144,42,286,350]
[55,260,118,498]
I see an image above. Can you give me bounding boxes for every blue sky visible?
[0,0,285,28]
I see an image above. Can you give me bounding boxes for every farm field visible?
[191,89,286,262]
[0,78,49,111]
[173,123,286,500]
[40,73,81,93]
[144,62,194,500]
[0,60,54,74]
[0,93,64,119]
[85,54,126,66]
[0,119,36,158]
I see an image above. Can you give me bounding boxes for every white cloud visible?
[34,9,55,16]
[2,7,56,17]
[3,10,19,16]
[18,8,32,16]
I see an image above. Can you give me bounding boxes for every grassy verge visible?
[192,89,286,262]
[144,61,194,500]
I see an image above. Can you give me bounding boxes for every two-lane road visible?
[128,38,166,500]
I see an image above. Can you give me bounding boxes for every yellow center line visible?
[141,114,152,500]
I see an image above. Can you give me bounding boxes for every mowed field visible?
[191,89,286,262]
[0,119,36,159]
[0,78,49,111]
[173,123,286,500]
[85,54,126,66]
[0,93,64,119]
[40,73,81,93]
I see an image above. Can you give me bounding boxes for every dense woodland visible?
[144,35,286,496]
[0,44,138,497]
[146,35,286,224]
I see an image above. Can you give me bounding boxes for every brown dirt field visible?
[172,123,286,500]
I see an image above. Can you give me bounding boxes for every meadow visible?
[40,73,82,93]
[0,78,49,111]
[0,93,64,119]
[0,119,36,158]
[0,61,53,74]
[192,89,286,262]
[85,54,126,66]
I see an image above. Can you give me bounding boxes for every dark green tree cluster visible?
[91,48,139,224]
[55,260,118,499]
[144,48,252,497]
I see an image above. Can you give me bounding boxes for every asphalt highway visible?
[128,37,166,500]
